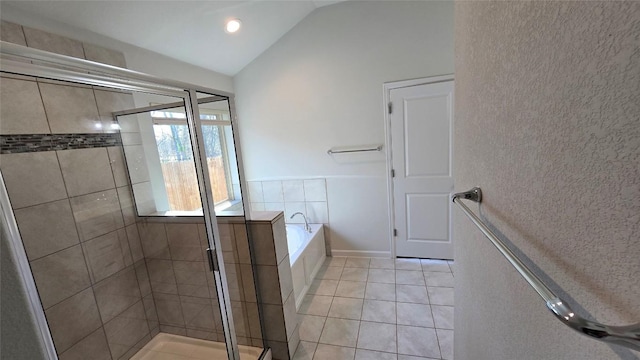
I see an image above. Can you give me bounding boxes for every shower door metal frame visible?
[0,41,244,360]
[184,89,240,360]
[0,172,58,360]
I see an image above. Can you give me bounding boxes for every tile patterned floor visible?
[294,257,454,360]
[130,257,454,360]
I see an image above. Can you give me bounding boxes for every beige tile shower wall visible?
[0,21,157,360]
[1,19,262,358]
[249,213,299,360]
[0,115,157,359]
[137,217,263,348]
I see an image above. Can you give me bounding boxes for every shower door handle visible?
[206,248,219,272]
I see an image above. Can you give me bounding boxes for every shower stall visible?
[1,35,272,360]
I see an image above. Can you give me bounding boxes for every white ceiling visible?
[3,0,345,76]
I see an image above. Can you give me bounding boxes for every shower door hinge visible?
[391,169,395,178]
[206,248,219,272]
[388,102,393,114]
[393,229,398,237]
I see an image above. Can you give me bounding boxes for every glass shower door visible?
[190,90,264,354]
[183,89,240,360]
[116,92,249,360]
[0,38,261,359]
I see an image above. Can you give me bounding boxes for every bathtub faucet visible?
[290,212,312,233]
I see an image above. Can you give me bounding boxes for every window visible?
[152,109,234,211]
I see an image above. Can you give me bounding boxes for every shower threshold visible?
[131,333,263,360]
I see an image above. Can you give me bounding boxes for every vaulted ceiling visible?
[2,0,346,75]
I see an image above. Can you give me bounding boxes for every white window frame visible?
[151,109,234,207]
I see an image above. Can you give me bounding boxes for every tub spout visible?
[290,212,312,233]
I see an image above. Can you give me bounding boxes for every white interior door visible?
[390,80,454,259]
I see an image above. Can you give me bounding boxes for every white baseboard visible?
[330,250,392,258]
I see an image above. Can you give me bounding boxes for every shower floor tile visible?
[131,333,262,360]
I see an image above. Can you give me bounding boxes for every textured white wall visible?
[234,1,454,254]
[454,2,640,359]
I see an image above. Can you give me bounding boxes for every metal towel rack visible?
[452,187,640,351]
[327,145,383,155]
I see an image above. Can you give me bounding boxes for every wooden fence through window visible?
[160,157,229,211]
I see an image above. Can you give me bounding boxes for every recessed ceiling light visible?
[225,19,241,33]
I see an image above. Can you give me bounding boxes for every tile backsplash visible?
[0,133,122,154]
[248,179,329,225]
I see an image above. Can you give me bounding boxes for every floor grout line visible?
[293,257,454,359]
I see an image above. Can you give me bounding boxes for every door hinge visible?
[391,169,395,178]
[393,229,398,237]
[206,248,219,272]
[388,102,393,114]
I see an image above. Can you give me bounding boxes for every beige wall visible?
[454,2,639,359]
[234,1,454,255]
[0,3,234,93]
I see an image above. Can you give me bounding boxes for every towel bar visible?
[452,187,640,351]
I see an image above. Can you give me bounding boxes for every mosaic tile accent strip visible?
[0,133,122,154]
